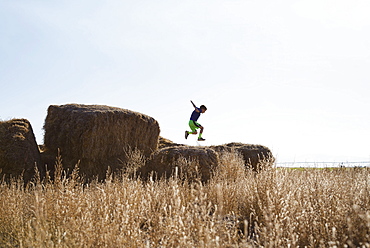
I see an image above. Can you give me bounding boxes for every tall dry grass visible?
[0,152,369,247]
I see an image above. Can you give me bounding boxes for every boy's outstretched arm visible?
[190,100,200,112]
[190,100,197,108]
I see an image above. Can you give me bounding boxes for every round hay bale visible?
[43,104,160,180]
[158,136,186,149]
[210,142,275,172]
[139,146,219,182]
[0,119,43,182]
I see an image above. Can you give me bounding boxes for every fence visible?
[276,161,370,168]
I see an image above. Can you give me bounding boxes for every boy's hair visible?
[200,105,207,110]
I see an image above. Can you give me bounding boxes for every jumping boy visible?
[185,100,207,141]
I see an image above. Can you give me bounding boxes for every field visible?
[0,152,369,247]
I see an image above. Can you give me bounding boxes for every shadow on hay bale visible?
[138,146,219,182]
[0,119,43,182]
[210,142,275,171]
[42,104,160,180]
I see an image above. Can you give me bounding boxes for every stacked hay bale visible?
[43,104,160,180]
[139,146,219,182]
[158,136,186,149]
[141,140,274,182]
[0,119,43,182]
[210,142,275,171]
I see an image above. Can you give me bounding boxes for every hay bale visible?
[158,136,186,149]
[139,146,219,182]
[43,104,160,179]
[210,142,275,171]
[0,119,42,182]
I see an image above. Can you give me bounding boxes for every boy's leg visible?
[186,120,198,139]
[192,122,205,141]
[188,121,198,134]
[198,126,204,139]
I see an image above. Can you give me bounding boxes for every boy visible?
[185,100,207,141]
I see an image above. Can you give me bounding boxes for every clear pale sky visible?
[1,0,369,162]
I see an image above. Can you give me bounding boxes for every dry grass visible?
[0,151,369,247]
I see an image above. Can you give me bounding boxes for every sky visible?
[1,0,370,163]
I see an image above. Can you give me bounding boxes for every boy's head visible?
[200,105,207,113]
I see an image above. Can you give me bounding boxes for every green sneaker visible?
[197,137,206,141]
